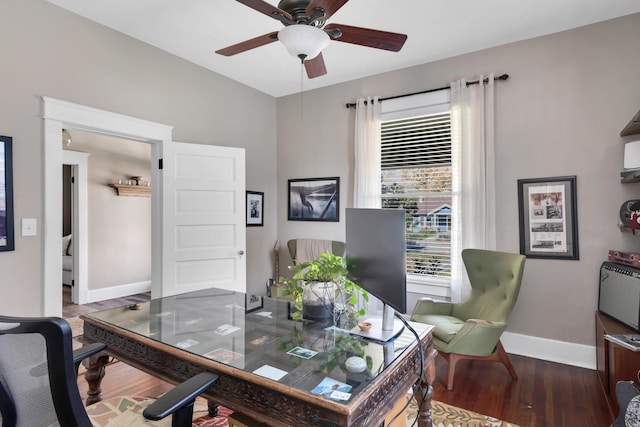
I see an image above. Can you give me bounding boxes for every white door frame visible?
[42,97,173,317]
[62,150,90,304]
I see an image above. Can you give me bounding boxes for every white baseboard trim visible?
[501,331,596,370]
[86,281,151,303]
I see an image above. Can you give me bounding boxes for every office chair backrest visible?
[453,249,526,323]
[0,316,93,427]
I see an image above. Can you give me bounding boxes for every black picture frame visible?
[246,191,264,226]
[517,175,578,260]
[0,136,14,252]
[287,177,340,222]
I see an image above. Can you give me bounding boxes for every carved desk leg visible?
[84,354,110,406]
[414,350,436,427]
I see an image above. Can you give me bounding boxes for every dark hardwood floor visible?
[431,354,612,427]
[68,290,613,426]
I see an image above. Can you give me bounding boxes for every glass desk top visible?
[84,287,429,403]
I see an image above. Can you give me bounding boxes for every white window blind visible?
[381,98,452,283]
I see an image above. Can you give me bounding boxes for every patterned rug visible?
[67,316,84,338]
[84,396,519,427]
[410,398,519,427]
[85,396,232,426]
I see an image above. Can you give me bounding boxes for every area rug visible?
[67,316,84,338]
[189,396,520,427]
[407,396,520,427]
[82,389,517,426]
[85,396,232,426]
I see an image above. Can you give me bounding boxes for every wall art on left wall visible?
[0,135,14,251]
[246,191,264,226]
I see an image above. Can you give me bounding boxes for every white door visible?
[159,142,246,296]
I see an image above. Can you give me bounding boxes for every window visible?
[380,91,453,293]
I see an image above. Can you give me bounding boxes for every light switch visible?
[22,218,37,236]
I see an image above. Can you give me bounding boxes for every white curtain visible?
[353,96,381,313]
[354,96,382,208]
[450,74,497,302]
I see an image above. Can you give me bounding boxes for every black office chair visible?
[0,315,218,427]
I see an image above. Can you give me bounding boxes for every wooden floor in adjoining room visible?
[62,285,150,318]
[68,291,613,426]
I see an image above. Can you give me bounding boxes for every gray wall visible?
[0,0,277,315]
[2,0,640,349]
[276,13,640,347]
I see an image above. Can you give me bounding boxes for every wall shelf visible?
[621,169,640,183]
[109,184,151,197]
[621,110,640,136]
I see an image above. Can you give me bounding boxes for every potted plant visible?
[280,252,368,325]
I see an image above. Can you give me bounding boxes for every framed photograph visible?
[288,177,339,222]
[517,175,578,260]
[246,191,264,226]
[0,136,14,252]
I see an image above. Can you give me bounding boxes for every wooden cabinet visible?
[596,311,640,417]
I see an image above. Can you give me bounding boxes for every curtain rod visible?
[344,73,509,109]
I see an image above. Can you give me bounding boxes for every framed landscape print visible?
[246,191,264,226]
[0,136,14,252]
[288,177,339,222]
[517,175,578,260]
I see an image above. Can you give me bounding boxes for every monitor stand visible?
[349,304,404,342]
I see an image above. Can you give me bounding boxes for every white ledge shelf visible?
[109,184,151,197]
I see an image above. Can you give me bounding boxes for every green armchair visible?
[287,239,345,264]
[410,248,526,390]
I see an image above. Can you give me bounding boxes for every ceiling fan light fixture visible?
[278,24,329,62]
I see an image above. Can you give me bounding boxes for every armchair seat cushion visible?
[413,315,464,344]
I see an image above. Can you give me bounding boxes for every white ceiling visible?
[47,0,640,98]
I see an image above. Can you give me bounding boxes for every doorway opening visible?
[62,130,152,312]
[43,96,172,317]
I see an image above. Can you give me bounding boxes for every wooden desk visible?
[82,288,436,427]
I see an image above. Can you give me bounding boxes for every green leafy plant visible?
[280,252,368,324]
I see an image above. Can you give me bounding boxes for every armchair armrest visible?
[410,298,453,320]
[143,372,219,422]
[73,342,106,375]
[445,320,506,357]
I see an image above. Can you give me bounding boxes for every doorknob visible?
[238,250,245,256]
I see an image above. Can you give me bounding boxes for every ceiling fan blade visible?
[305,53,327,79]
[215,32,279,56]
[307,0,350,20]
[325,23,407,52]
[235,0,292,21]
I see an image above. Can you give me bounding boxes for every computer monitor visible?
[345,208,407,342]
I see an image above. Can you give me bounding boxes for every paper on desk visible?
[176,338,199,349]
[253,364,288,381]
[214,324,241,336]
[254,311,272,318]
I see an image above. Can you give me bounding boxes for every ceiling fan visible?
[215,0,408,79]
